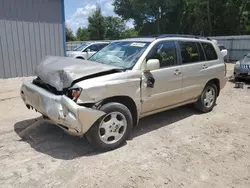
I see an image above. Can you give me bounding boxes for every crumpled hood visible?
[240,57,250,65]
[35,56,121,91]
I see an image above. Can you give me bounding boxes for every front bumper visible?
[20,81,105,136]
[234,67,250,79]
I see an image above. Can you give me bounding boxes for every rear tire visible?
[195,83,218,113]
[85,102,133,151]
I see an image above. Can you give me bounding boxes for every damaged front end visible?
[20,80,105,135]
[20,56,124,135]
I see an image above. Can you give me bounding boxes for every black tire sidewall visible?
[86,102,133,151]
[200,84,217,112]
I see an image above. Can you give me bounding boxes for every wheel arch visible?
[95,96,139,126]
[205,78,220,96]
[75,56,85,59]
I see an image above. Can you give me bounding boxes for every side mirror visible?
[144,59,160,72]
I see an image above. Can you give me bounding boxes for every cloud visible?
[126,19,134,28]
[66,0,134,34]
[102,1,115,16]
[66,4,96,33]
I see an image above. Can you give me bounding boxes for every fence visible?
[66,40,112,51]
[66,35,250,61]
[66,41,83,51]
[210,35,250,61]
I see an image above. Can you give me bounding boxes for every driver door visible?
[141,40,183,114]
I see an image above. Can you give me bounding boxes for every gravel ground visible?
[0,64,250,188]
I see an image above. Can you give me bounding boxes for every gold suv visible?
[20,35,227,150]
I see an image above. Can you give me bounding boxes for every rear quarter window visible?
[201,42,218,61]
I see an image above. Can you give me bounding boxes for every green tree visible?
[76,27,90,41]
[122,28,138,38]
[113,0,183,35]
[114,0,250,36]
[183,0,250,36]
[65,26,75,41]
[88,6,106,40]
[104,16,126,39]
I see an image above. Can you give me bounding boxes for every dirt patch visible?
[0,67,250,188]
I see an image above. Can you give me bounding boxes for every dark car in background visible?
[234,53,250,81]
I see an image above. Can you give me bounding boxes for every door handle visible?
[174,69,181,75]
[202,65,208,69]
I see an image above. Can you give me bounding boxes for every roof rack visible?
[156,34,212,40]
[123,34,212,41]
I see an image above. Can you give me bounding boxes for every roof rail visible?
[156,34,211,40]
[122,34,212,41]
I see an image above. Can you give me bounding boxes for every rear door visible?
[177,40,208,101]
[141,40,183,114]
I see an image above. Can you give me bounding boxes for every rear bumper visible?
[20,81,105,136]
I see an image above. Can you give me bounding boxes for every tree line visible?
[66,0,250,41]
[66,6,138,41]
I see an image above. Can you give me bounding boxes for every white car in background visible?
[66,41,110,60]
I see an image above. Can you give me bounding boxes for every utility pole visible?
[206,0,212,36]
[157,6,161,34]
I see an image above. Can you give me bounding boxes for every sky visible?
[65,0,133,34]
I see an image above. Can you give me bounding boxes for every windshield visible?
[246,53,250,58]
[73,42,90,51]
[89,41,150,69]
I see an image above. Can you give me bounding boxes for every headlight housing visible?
[235,61,240,68]
[65,88,82,102]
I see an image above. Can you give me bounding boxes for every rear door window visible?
[178,41,204,64]
[197,43,206,61]
[201,42,218,60]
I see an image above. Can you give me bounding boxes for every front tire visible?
[195,83,217,113]
[85,102,133,151]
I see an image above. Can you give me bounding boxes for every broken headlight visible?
[65,88,82,102]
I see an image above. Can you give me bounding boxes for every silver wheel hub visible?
[98,112,127,144]
[204,87,215,108]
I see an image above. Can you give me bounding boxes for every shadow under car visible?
[14,104,199,160]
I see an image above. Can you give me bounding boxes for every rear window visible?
[201,42,218,61]
[178,41,205,64]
